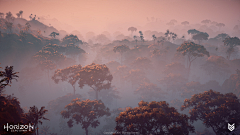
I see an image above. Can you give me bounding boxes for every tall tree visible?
[61,99,111,135]
[139,31,144,44]
[49,32,59,39]
[26,106,49,135]
[192,32,209,44]
[223,37,240,60]
[0,12,4,18]
[177,41,210,76]
[113,45,130,65]
[133,35,138,45]
[16,13,21,18]
[19,10,23,18]
[73,63,113,100]
[52,65,82,94]
[181,21,190,26]
[152,34,156,44]
[5,12,14,22]
[201,19,211,25]
[216,23,225,30]
[181,90,240,135]
[0,66,19,93]
[127,27,137,37]
[115,101,195,135]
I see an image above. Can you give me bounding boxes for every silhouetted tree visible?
[192,32,209,44]
[0,12,4,18]
[61,34,83,45]
[61,99,111,135]
[5,12,14,22]
[49,32,59,39]
[19,10,23,18]
[26,106,49,135]
[216,23,225,30]
[181,90,240,135]
[52,65,82,94]
[128,27,137,37]
[201,19,211,25]
[214,33,229,40]
[181,21,190,26]
[0,66,19,93]
[187,29,200,35]
[133,35,138,45]
[223,37,240,60]
[177,41,210,76]
[113,45,130,65]
[139,31,144,44]
[152,34,156,44]
[115,101,195,135]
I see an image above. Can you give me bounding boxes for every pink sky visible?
[0,0,239,33]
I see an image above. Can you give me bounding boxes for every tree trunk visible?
[37,124,38,135]
[85,128,88,135]
[96,90,98,100]
[72,85,76,95]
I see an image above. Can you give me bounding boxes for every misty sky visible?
[0,0,240,33]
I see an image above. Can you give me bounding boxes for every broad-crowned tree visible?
[113,45,130,65]
[49,32,59,39]
[52,65,82,94]
[192,32,209,44]
[61,98,111,135]
[177,41,210,76]
[115,101,195,135]
[223,37,240,60]
[128,27,137,37]
[181,21,190,26]
[73,63,113,100]
[181,90,240,135]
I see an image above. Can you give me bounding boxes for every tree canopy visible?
[73,63,113,100]
[181,90,240,135]
[61,98,110,135]
[115,101,195,135]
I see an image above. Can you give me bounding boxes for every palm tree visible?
[133,35,138,45]
[19,10,23,18]
[26,106,49,135]
[0,66,19,85]
[152,34,156,44]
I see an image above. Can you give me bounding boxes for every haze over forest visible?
[0,0,240,34]
[1,0,240,135]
